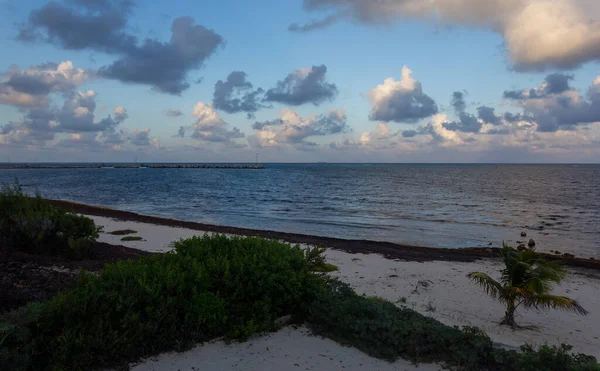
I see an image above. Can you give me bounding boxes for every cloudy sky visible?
[1,0,599,163]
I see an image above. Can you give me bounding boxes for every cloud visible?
[506,74,600,132]
[450,91,466,113]
[442,112,482,133]
[265,65,337,106]
[212,71,267,115]
[166,109,183,117]
[368,66,438,123]
[19,1,223,94]
[0,61,90,107]
[288,14,339,32]
[127,128,159,147]
[504,73,574,99]
[477,106,502,126]
[185,102,244,144]
[249,108,350,148]
[1,90,127,146]
[294,0,600,71]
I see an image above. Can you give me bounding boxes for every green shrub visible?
[306,279,599,371]
[2,234,325,370]
[0,181,99,258]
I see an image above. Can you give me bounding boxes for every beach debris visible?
[412,280,434,294]
[521,232,527,237]
[528,239,536,248]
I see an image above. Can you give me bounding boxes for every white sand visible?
[131,326,440,371]
[91,215,600,370]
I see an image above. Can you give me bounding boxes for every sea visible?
[1,163,598,258]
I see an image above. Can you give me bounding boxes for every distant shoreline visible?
[48,199,600,270]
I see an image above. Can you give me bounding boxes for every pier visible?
[0,164,267,170]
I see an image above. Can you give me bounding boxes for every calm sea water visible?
[1,164,598,257]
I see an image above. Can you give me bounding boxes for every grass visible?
[120,236,143,242]
[107,229,138,236]
[1,234,598,371]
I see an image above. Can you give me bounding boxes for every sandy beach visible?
[88,215,600,370]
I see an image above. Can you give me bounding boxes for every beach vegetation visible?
[1,236,597,371]
[0,181,100,259]
[120,236,143,242]
[307,279,599,370]
[468,243,588,328]
[1,234,323,370]
[107,229,138,235]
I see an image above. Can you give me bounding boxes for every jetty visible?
[0,164,267,170]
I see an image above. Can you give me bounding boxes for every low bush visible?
[306,279,599,370]
[0,182,99,259]
[1,234,325,370]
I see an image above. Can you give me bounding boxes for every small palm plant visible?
[468,243,587,328]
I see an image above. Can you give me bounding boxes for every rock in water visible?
[528,239,536,248]
[517,244,527,251]
[521,232,527,237]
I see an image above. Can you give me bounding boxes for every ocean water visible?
[1,163,598,257]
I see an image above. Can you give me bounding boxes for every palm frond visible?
[467,272,504,299]
[523,294,589,315]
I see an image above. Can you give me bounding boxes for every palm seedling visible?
[468,243,588,328]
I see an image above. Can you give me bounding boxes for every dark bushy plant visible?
[2,235,325,370]
[306,279,599,371]
[0,181,99,258]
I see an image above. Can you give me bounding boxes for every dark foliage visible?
[0,182,99,259]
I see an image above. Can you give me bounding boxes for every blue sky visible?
[1,0,599,162]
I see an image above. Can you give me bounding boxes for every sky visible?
[0,0,599,163]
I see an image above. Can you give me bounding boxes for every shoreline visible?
[49,198,600,270]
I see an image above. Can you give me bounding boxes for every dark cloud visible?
[167,109,183,117]
[503,112,528,122]
[191,126,243,143]
[252,118,284,130]
[402,130,418,138]
[265,65,337,106]
[477,106,502,125]
[177,126,185,137]
[288,14,339,32]
[19,1,223,94]
[18,0,135,51]
[504,73,574,100]
[99,17,223,94]
[442,112,482,133]
[127,128,156,146]
[451,91,466,113]
[505,75,600,132]
[213,71,267,114]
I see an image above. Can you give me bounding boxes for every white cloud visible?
[368,66,437,122]
[298,0,600,70]
[249,108,350,148]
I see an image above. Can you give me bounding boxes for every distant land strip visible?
[0,164,267,169]
[48,199,600,270]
